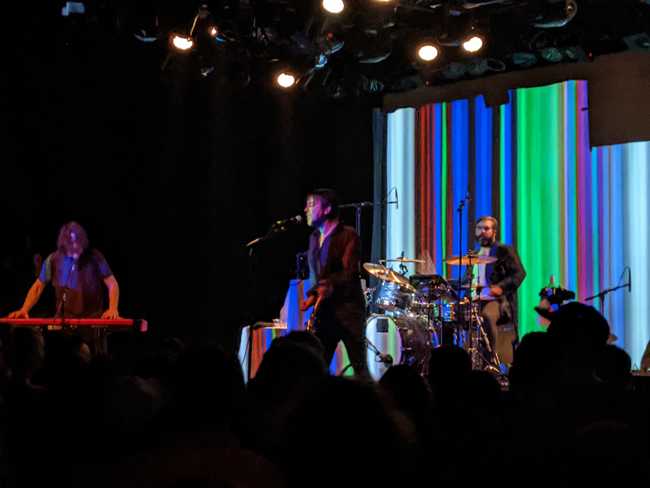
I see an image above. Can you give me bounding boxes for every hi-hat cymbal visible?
[445,255,497,266]
[383,257,425,264]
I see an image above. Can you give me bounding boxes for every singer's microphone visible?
[273,215,303,227]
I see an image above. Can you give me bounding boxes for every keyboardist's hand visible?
[7,309,29,319]
[101,308,120,319]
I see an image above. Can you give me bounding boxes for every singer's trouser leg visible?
[315,323,340,370]
[340,328,370,380]
[315,303,370,379]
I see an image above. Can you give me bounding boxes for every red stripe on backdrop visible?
[430,106,437,266]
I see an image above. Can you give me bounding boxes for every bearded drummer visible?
[7,221,120,355]
[471,216,526,362]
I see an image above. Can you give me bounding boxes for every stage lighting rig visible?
[322,0,346,15]
[533,0,578,28]
[462,34,484,53]
[417,43,440,62]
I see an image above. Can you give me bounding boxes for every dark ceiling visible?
[16,1,650,100]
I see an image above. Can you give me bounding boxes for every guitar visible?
[305,295,323,333]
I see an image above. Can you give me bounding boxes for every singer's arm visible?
[102,275,120,319]
[7,279,45,318]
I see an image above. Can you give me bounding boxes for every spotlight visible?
[171,34,194,51]
[533,0,578,28]
[623,33,650,51]
[276,71,297,88]
[417,43,439,62]
[322,0,345,15]
[511,52,538,68]
[466,58,488,76]
[61,1,85,16]
[442,62,466,80]
[462,35,484,53]
[540,47,563,63]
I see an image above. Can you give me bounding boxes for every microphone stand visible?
[454,197,466,348]
[245,221,295,250]
[584,282,629,316]
[338,201,374,239]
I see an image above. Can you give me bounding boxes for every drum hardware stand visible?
[452,193,472,346]
[365,337,394,366]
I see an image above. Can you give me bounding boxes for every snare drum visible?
[365,314,433,380]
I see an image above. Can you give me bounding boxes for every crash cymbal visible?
[391,273,416,292]
[363,262,394,281]
[363,262,416,291]
[445,255,497,266]
[383,257,425,264]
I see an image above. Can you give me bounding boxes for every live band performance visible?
[2,1,650,487]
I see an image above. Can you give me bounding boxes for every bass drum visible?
[365,314,433,381]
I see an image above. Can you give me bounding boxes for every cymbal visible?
[363,262,416,292]
[383,257,425,264]
[363,263,394,281]
[445,255,497,266]
[391,273,416,292]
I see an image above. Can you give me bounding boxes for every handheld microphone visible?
[273,215,303,227]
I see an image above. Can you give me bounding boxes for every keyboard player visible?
[6,221,120,355]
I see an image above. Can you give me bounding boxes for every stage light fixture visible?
[322,0,345,15]
[61,1,85,16]
[511,52,538,68]
[533,0,578,28]
[171,34,194,51]
[442,62,466,80]
[540,47,563,63]
[276,71,297,88]
[462,35,484,53]
[417,43,439,62]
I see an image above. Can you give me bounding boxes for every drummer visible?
[471,216,526,359]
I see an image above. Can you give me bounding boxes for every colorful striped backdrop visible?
[384,80,650,365]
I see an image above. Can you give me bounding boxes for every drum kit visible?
[363,254,502,381]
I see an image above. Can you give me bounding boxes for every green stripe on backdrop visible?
[516,83,564,336]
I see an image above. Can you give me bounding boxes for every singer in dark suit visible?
[472,216,526,364]
[300,189,369,378]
